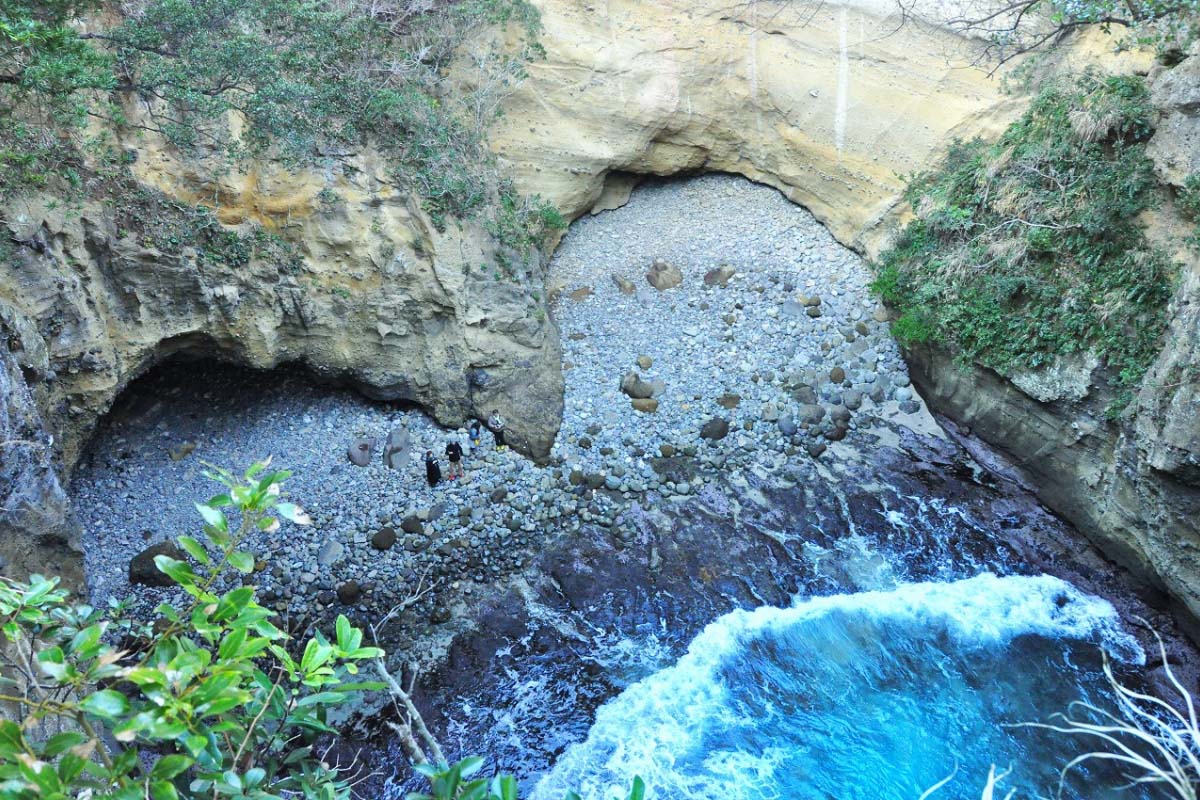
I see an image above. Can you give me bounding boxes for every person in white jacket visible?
[486,410,507,451]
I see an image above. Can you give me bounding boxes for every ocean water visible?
[530,574,1146,800]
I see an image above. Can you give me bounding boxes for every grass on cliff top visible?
[871,69,1178,412]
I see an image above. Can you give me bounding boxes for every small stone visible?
[430,606,452,624]
[717,393,741,409]
[372,527,397,550]
[700,418,730,441]
[829,367,846,384]
[129,542,187,587]
[804,295,822,307]
[490,487,509,503]
[400,515,423,535]
[631,398,659,413]
[659,444,676,458]
[805,306,822,318]
[637,355,654,370]
[336,580,362,605]
[646,258,683,290]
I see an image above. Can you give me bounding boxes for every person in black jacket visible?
[445,437,464,480]
[424,450,441,487]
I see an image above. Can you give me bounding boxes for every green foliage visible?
[0,0,112,187]
[409,757,645,800]
[1178,172,1200,247]
[0,459,384,800]
[487,181,568,278]
[872,70,1178,405]
[1,0,557,263]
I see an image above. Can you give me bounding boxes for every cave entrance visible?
[543,171,918,472]
[67,355,438,608]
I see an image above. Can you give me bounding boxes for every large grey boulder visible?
[384,427,412,469]
[347,437,374,467]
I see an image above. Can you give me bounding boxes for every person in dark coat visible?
[424,450,441,487]
[445,438,464,480]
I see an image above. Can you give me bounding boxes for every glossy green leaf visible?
[79,689,129,720]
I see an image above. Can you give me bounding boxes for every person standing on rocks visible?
[487,410,507,451]
[424,450,442,487]
[445,437,464,480]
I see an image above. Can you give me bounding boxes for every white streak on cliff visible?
[835,6,849,153]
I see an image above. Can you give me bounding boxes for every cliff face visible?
[0,144,564,575]
[492,0,1022,253]
[7,0,1195,629]
[907,50,1200,630]
[2,0,1027,582]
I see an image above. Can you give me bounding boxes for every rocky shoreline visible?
[67,176,1198,794]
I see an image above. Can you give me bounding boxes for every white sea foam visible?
[530,574,1140,800]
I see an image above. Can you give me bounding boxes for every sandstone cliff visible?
[0,142,564,576]
[2,0,1028,582]
[907,49,1200,631]
[492,0,1024,253]
[7,0,1196,636]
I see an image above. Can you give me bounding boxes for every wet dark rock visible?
[336,580,361,605]
[700,418,730,441]
[401,516,424,535]
[129,542,187,587]
[372,527,397,551]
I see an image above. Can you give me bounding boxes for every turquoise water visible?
[531,574,1146,800]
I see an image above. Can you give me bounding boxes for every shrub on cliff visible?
[0,460,383,799]
[1,0,556,254]
[872,69,1177,411]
